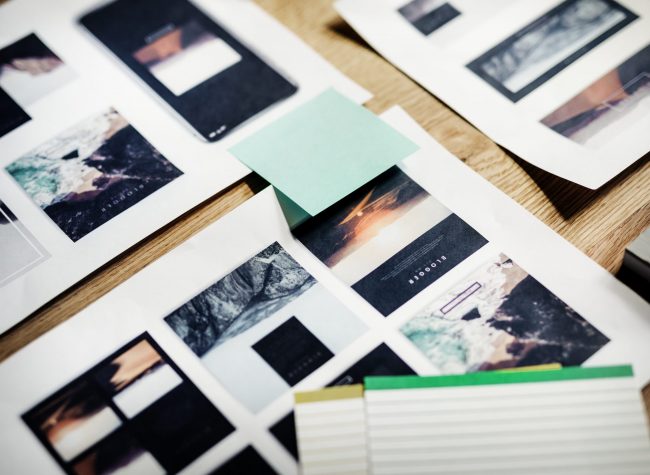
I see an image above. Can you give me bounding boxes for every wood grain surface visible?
[0,0,648,408]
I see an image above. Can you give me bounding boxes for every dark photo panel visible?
[270,413,299,460]
[327,343,416,387]
[0,87,29,137]
[22,333,234,474]
[294,166,487,316]
[210,446,276,474]
[270,343,416,460]
[80,0,298,142]
[252,316,334,386]
[130,384,233,473]
[72,428,163,475]
[398,0,460,35]
[350,213,487,316]
[467,0,637,102]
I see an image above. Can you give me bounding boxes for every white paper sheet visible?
[0,0,370,334]
[336,0,650,188]
[0,107,648,474]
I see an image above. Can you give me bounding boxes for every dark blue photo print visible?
[467,0,637,102]
[398,0,460,35]
[294,166,487,316]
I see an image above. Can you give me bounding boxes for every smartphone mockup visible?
[81,0,298,142]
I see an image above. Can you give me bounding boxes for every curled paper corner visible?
[274,187,311,230]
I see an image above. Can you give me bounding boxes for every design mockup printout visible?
[401,253,610,373]
[364,366,650,474]
[1,107,649,474]
[294,166,487,316]
[80,0,298,142]
[164,241,367,414]
[336,0,650,188]
[0,0,369,334]
[22,334,235,474]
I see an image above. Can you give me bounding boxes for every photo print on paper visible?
[466,0,637,102]
[398,0,460,36]
[165,242,366,413]
[6,108,182,242]
[22,333,234,475]
[294,166,487,317]
[81,0,297,142]
[133,21,242,97]
[541,44,650,147]
[270,343,416,459]
[0,33,74,138]
[401,254,610,373]
[0,199,48,288]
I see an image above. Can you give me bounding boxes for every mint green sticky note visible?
[229,88,419,216]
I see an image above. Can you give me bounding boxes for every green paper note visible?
[274,188,311,229]
[230,88,419,216]
[364,365,634,391]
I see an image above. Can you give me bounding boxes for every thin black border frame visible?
[466,0,638,102]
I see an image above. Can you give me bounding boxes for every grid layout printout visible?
[22,334,235,475]
[0,0,369,334]
[336,0,650,188]
[0,108,649,474]
[364,366,650,475]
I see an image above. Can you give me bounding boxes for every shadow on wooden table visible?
[326,16,650,221]
[503,149,650,220]
[327,17,372,50]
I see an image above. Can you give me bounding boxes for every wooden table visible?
[1,0,648,409]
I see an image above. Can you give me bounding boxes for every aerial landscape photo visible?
[165,241,316,357]
[401,254,610,373]
[6,108,182,241]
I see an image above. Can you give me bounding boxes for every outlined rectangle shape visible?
[0,199,48,287]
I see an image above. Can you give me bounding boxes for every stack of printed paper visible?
[294,366,650,474]
[294,385,368,474]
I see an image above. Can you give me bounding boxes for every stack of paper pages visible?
[294,365,650,475]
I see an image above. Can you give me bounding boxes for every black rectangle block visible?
[252,317,333,386]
